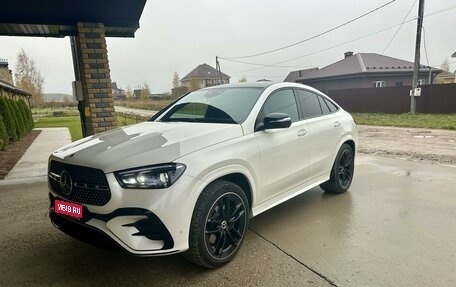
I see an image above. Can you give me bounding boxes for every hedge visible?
[19,99,34,131]
[10,100,26,138]
[0,97,18,141]
[0,97,34,149]
[0,114,8,150]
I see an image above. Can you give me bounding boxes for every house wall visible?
[299,73,430,92]
[435,72,456,84]
[325,83,456,114]
[0,66,14,85]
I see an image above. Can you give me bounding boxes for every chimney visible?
[0,59,14,85]
[344,51,354,58]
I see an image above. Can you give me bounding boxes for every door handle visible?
[334,121,341,127]
[297,129,307,137]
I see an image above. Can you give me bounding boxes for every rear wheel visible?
[184,180,249,268]
[320,143,354,194]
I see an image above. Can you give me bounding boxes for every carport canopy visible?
[0,0,146,37]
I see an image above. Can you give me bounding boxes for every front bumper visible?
[50,193,176,253]
[49,172,200,255]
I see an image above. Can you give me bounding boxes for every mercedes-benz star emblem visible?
[60,170,73,195]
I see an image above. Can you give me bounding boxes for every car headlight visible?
[114,163,186,189]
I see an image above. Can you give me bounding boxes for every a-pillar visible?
[73,22,116,136]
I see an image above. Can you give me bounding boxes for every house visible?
[0,59,31,102]
[434,72,455,84]
[181,63,230,89]
[284,52,441,91]
[111,82,126,99]
[133,89,142,98]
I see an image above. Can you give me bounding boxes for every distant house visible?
[434,72,456,84]
[285,52,441,91]
[111,82,126,99]
[133,89,142,98]
[181,63,230,89]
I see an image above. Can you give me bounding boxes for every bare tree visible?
[441,58,451,72]
[172,72,180,88]
[126,84,133,98]
[62,95,70,106]
[14,49,44,107]
[140,82,151,99]
[188,77,200,92]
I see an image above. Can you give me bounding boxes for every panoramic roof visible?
[0,0,146,37]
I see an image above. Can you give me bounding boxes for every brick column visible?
[75,22,116,135]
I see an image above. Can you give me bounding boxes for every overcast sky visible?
[1,0,456,94]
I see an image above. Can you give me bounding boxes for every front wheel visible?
[320,143,355,194]
[184,180,249,268]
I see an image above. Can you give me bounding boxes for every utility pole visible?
[216,56,223,85]
[410,0,425,114]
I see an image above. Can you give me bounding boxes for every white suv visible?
[49,82,357,268]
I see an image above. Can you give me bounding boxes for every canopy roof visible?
[0,0,146,37]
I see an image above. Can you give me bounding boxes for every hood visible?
[51,121,243,173]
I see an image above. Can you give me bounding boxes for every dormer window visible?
[374,81,386,88]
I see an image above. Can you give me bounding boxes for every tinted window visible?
[160,87,264,124]
[323,97,339,112]
[262,89,299,122]
[296,90,322,118]
[318,95,331,115]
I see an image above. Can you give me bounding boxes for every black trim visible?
[48,160,111,206]
[49,193,175,251]
[255,87,300,132]
[148,93,188,121]
[294,88,341,120]
[50,211,124,252]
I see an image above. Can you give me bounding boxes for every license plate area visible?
[54,199,83,219]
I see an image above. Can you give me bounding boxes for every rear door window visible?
[318,96,331,115]
[323,97,339,113]
[296,89,322,119]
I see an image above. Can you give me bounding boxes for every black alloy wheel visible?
[184,180,249,268]
[204,192,246,260]
[320,143,355,194]
[338,148,354,190]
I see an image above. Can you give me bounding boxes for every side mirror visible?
[262,113,292,130]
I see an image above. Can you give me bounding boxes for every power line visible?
[219,0,398,60]
[230,22,416,74]
[224,5,456,74]
[370,0,416,68]
[220,58,314,69]
[375,0,418,62]
[421,26,432,83]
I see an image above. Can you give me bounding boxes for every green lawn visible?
[34,116,83,141]
[352,113,456,130]
[34,115,143,141]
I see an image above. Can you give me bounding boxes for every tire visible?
[184,180,249,268]
[320,143,355,194]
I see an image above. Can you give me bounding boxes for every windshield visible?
[159,87,264,124]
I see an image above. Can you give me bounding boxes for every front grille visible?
[49,160,111,206]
